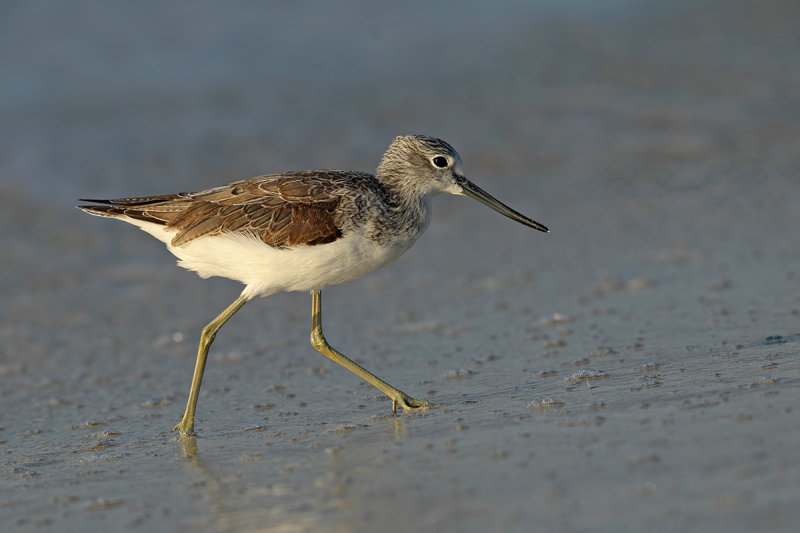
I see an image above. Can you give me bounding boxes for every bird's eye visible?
[432,156,449,168]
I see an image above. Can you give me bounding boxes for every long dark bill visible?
[455,175,549,233]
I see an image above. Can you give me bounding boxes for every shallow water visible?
[2,1,799,532]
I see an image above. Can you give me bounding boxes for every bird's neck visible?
[373,172,432,241]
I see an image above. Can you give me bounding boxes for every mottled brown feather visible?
[78,171,368,248]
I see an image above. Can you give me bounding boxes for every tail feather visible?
[77,193,187,224]
[77,204,122,217]
[78,193,184,206]
[78,198,115,204]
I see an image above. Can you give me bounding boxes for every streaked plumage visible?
[79,135,548,437]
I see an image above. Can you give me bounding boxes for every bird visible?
[78,135,549,437]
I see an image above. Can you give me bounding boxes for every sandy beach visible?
[2,1,798,531]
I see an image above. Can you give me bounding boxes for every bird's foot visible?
[172,417,196,438]
[392,395,438,414]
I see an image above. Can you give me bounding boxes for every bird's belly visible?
[167,230,417,299]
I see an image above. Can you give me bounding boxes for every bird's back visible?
[79,170,384,248]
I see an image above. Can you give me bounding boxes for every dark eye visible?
[432,156,448,168]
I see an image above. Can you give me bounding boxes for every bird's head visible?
[378,135,548,233]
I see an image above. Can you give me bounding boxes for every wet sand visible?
[2,1,799,532]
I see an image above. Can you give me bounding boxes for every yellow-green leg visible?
[309,289,435,413]
[172,295,248,437]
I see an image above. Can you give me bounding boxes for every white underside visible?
[120,216,417,300]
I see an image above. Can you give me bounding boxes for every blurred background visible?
[2,1,799,532]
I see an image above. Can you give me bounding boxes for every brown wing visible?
[79,171,372,248]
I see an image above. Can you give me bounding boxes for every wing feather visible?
[79,170,374,248]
